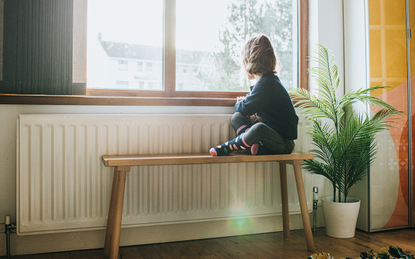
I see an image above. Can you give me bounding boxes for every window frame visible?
[0,0,309,106]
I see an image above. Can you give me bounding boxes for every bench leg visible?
[293,162,314,252]
[279,163,290,240]
[104,168,127,259]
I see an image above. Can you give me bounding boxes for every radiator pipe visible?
[4,216,16,259]
[312,187,319,232]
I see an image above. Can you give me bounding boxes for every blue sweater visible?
[235,72,298,140]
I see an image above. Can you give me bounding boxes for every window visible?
[175,0,298,92]
[86,0,307,100]
[146,62,153,72]
[116,81,129,88]
[137,62,143,72]
[87,0,162,91]
[0,1,308,105]
[118,60,128,71]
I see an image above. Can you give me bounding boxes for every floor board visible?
[2,228,415,259]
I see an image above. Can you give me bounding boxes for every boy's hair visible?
[242,34,277,75]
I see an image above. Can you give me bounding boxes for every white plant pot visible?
[322,197,361,238]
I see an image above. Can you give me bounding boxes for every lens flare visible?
[228,203,252,230]
[229,214,251,230]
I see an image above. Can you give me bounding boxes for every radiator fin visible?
[17,114,312,234]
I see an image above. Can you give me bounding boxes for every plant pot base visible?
[322,197,361,238]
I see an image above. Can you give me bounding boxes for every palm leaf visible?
[289,88,335,121]
[290,44,403,202]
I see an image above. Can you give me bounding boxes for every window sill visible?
[0,94,237,106]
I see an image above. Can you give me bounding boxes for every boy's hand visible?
[236,96,245,102]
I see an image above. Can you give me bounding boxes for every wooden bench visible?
[102,153,315,259]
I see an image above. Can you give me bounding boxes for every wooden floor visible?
[2,228,414,259]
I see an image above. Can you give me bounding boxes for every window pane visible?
[176,0,297,92]
[87,0,163,90]
[118,60,128,71]
[137,62,143,72]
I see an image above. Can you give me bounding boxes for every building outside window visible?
[87,0,299,95]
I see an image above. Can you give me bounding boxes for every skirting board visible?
[0,213,308,256]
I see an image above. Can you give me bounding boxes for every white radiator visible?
[17,114,312,235]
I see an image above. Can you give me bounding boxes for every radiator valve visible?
[312,187,319,232]
[5,216,16,259]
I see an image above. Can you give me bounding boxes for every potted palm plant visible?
[289,45,402,238]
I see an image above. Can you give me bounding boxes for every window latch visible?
[409,29,413,39]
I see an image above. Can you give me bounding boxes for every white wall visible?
[343,0,369,94]
[0,104,235,225]
[0,104,311,255]
[309,0,345,97]
[308,0,346,202]
[308,0,370,224]
[343,0,371,232]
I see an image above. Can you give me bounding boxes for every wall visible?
[308,0,346,203]
[343,0,371,232]
[308,0,371,229]
[1,105,236,226]
[0,104,311,255]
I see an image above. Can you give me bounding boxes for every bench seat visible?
[102,153,315,259]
